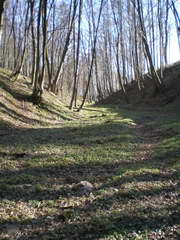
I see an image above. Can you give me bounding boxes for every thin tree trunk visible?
[29,0,36,85]
[11,1,31,81]
[136,0,162,94]
[0,0,6,44]
[51,0,78,94]
[78,0,104,111]
[70,0,83,109]
[32,0,43,104]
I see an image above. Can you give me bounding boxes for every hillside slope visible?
[98,61,180,108]
[0,68,84,128]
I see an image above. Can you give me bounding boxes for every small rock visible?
[16,184,32,190]
[73,181,94,193]
[109,187,119,192]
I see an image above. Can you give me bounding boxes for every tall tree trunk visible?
[69,0,83,109]
[136,0,162,95]
[51,0,78,94]
[170,0,180,49]
[29,0,36,85]
[0,0,6,44]
[32,0,42,98]
[11,1,31,81]
[78,0,104,111]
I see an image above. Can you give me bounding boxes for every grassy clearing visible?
[0,70,179,239]
[0,103,179,239]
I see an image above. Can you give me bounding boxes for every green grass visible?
[0,105,179,239]
[0,70,179,239]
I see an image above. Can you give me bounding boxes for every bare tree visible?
[29,0,36,85]
[32,0,48,104]
[1,0,178,104]
[135,0,163,94]
[50,0,78,94]
[78,0,105,111]
[69,0,83,109]
[10,1,31,81]
[170,0,180,49]
[0,0,6,43]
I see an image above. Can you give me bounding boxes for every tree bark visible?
[0,0,6,43]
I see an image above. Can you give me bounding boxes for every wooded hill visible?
[0,68,83,128]
[0,59,179,130]
[0,0,179,109]
[0,60,180,128]
[98,60,180,107]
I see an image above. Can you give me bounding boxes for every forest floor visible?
[0,69,180,239]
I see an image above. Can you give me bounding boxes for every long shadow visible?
[2,94,72,124]
[41,103,73,121]
[0,102,43,125]
[99,170,179,190]
[80,107,106,113]
[0,120,136,148]
[0,75,32,102]
[0,151,179,201]
[0,104,179,238]
[3,96,27,111]
[0,146,179,235]
[0,197,179,239]
[93,103,180,124]
[0,160,120,200]
[0,75,77,124]
[0,101,66,126]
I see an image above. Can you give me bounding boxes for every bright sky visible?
[169,1,180,63]
[169,29,180,63]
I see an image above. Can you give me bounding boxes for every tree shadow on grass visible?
[0,75,32,102]
[40,103,73,121]
[0,119,179,200]
[0,190,179,239]
[0,160,120,200]
[0,75,74,124]
[0,157,179,236]
[0,120,136,149]
[0,107,179,238]
[1,95,69,125]
[80,107,106,113]
[0,154,179,200]
[0,102,43,125]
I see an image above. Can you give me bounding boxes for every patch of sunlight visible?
[122,180,175,195]
[126,168,160,176]
[154,136,180,161]
[0,200,37,221]
[116,167,160,178]
[113,118,137,126]
[121,118,135,124]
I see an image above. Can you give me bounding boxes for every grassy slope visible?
[0,69,179,239]
[0,68,84,128]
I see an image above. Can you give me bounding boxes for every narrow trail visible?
[135,122,161,162]
[134,116,176,163]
